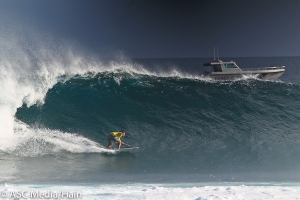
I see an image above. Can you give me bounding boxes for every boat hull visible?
[208,69,285,80]
[256,71,285,80]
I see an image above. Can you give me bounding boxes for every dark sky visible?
[0,0,300,58]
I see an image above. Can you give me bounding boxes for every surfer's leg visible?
[107,135,114,149]
[116,139,121,149]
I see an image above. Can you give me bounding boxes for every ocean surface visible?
[1,55,300,199]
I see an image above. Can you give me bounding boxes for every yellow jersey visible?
[111,132,123,141]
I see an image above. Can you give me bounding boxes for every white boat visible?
[203,59,285,80]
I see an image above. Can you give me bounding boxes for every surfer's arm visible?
[122,142,130,146]
[117,138,130,149]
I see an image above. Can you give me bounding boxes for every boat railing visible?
[241,66,285,71]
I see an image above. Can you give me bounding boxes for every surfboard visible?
[103,147,139,153]
[117,147,139,152]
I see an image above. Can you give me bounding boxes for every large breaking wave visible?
[1,31,300,180]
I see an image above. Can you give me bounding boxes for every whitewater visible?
[1,32,300,198]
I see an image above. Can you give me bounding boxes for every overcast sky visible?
[0,0,300,58]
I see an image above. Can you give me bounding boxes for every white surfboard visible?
[117,147,139,152]
[104,147,139,153]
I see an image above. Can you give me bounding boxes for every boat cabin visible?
[204,60,242,73]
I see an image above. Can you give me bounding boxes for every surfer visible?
[107,131,130,150]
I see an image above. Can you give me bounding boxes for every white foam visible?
[11,121,112,156]
[0,183,299,200]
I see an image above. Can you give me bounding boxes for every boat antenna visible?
[214,47,216,60]
[214,46,219,61]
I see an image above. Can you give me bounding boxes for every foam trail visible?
[11,121,110,156]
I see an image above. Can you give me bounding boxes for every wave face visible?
[2,51,300,182]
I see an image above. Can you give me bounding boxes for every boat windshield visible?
[224,63,236,68]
